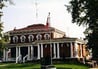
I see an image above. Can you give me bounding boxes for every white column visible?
[6,50,9,61]
[16,47,19,58]
[28,46,31,60]
[31,45,33,60]
[53,43,56,58]
[70,42,73,58]
[19,47,21,56]
[74,43,78,58]
[57,43,60,58]
[41,43,43,58]
[3,49,6,61]
[80,44,83,58]
[37,44,40,59]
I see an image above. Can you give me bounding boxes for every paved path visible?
[90,68,98,69]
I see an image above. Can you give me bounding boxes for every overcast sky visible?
[2,0,85,38]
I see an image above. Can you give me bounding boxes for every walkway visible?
[90,68,98,69]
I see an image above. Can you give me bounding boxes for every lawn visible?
[0,63,89,69]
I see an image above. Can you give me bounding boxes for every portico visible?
[3,38,86,62]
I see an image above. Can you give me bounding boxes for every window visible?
[28,35,34,42]
[13,36,18,43]
[36,34,42,40]
[20,35,26,42]
[44,33,50,39]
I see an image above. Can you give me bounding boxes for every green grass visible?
[0,63,40,69]
[0,63,89,69]
[54,63,89,69]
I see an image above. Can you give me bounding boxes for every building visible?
[2,14,87,63]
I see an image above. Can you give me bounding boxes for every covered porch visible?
[2,38,86,63]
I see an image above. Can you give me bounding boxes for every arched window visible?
[13,36,18,43]
[20,35,26,42]
[44,33,50,39]
[28,35,34,42]
[36,34,42,40]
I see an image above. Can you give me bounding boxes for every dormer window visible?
[13,36,18,43]
[44,33,50,39]
[20,35,26,42]
[36,34,42,40]
[28,35,34,42]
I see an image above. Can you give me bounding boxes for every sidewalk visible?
[90,68,98,69]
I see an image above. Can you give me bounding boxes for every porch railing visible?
[16,55,22,63]
[23,54,28,63]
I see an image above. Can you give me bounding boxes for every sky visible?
[2,0,85,38]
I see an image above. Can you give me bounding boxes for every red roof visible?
[13,24,49,31]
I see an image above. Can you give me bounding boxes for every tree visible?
[0,0,13,58]
[66,0,98,59]
[0,23,3,57]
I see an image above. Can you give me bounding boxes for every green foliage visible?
[0,23,3,38]
[68,0,98,26]
[67,0,98,58]
[0,23,9,57]
[0,23,3,57]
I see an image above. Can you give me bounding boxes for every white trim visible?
[36,34,42,40]
[13,36,18,43]
[28,35,34,42]
[20,35,26,42]
[44,33,50,39]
